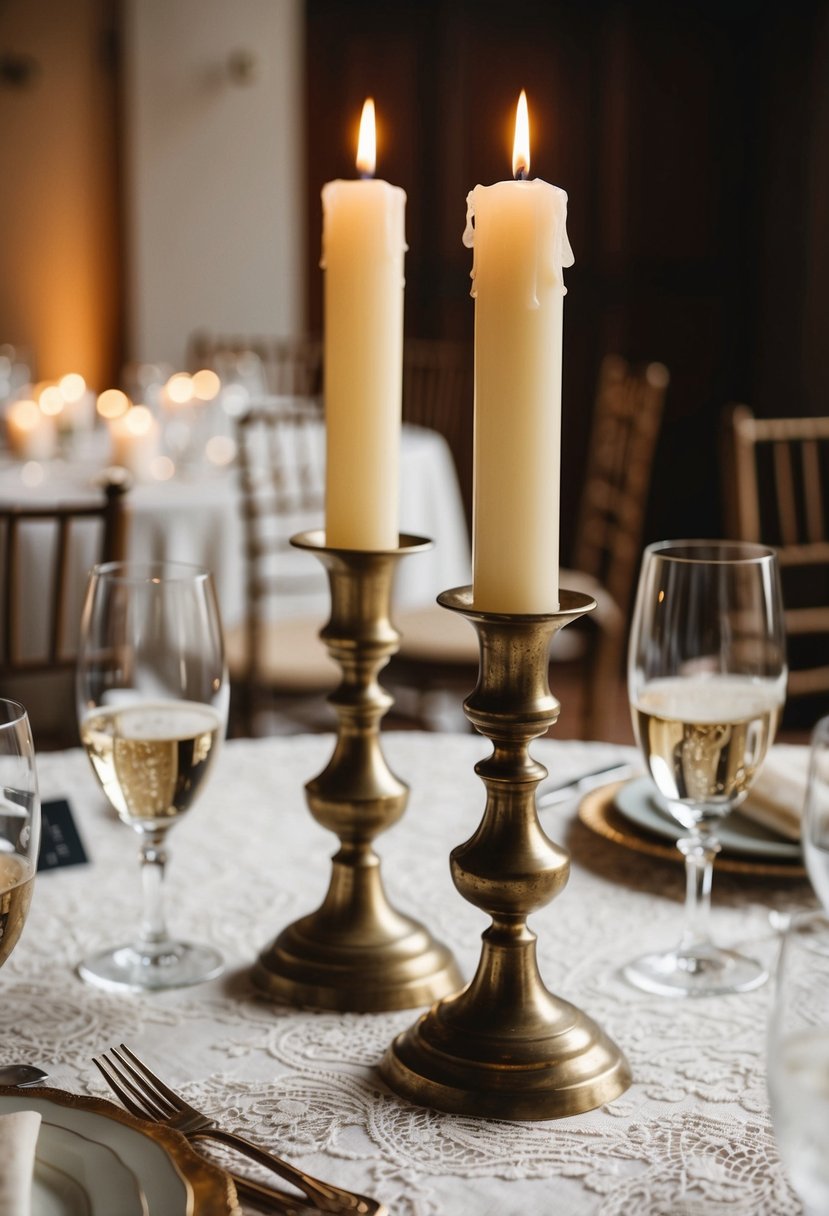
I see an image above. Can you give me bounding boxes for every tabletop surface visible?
[8,730,814,1215]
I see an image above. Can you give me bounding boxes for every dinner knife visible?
[536,760,637,808]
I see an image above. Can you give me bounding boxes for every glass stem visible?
[137,830,171,953]
[677,831,721,955]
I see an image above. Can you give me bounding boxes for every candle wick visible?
[359,171,374,181]
[514,167,528,182]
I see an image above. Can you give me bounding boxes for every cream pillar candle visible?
[109,405,160,481]
[6,399,56,460]
[322,98,406,549]
[464,91,574,612]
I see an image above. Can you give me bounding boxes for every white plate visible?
[615,776,802,860]
[0,1088,237,1216]
[34,1120,147,1215]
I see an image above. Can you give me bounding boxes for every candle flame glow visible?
[125,405,153,436]
[8,399,40,430]
[512,90,530,179]
[356,97,376,177]
[59,372,86,403]
[97,388,130,419]
[165,373,194,405]
[39,386,64,416]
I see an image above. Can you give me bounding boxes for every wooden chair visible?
[191,331,472,514]
[0,479,128,678]
[227,398,338,734]
[389,355,670,739]
[0,478,129,747]
[188,331,323,397]
[727,404,829,709]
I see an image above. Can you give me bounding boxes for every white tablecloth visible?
[6,732,814,1214]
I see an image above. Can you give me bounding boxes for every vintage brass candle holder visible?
[252,529,462,1012]
[381,585,631,1120]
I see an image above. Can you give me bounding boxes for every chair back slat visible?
[49,514,72,664]
[802,439,826,543]
[773,440,798,547]
[573,355,669,614]
[728,404,829,705]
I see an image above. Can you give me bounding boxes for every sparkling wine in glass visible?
[76,561,228,991]
[625,540,786,996]
[768,911,829,1213]
[803,715,829,913]
[0,700,39,969]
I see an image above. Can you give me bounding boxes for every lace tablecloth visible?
[8,732,815,1215]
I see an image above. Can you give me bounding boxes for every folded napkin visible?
[0,1110,41,1216]
[742,745,811,841]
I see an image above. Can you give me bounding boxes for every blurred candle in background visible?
[108,404,160,481]
[322,97,406,549]
[465,90,574,612]
[6,398,56,460]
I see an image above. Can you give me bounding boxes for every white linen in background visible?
[4,733,814,1215]
[743,745,811,841]
[0,1110,40,1216]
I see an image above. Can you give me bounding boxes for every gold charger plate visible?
[577,780,807,878]
[0,1086,240,1216]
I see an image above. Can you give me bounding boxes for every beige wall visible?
[124,0,305,367]
[0,0,120,385]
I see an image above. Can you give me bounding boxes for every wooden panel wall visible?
[305,0,829,555]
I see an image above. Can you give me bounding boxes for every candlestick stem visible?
[252,530,462,1012]
[381,585,631,1119]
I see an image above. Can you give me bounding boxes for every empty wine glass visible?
[768,911,829,1213]
[76,561,228,991]
[803,715,829,913]
[0,700,39,969]
[625,540,786,996]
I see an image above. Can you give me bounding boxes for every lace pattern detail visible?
[7,734,812,1214]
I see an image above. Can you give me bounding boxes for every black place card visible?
[37,799,89,871]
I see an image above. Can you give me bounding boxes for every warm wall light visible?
[356,97,376,177]
[512,90,530,179]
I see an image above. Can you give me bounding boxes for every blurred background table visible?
[0,421,470,743]
[10,731,813,1215]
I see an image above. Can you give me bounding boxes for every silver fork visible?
[92,1044,386,1216]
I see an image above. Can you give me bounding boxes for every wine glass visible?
[76,561,228,991]
[624,539,786,996]
[803,715,829,913]
[0,700,39,969]
[768,911,829,1212]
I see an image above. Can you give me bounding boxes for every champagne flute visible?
[625,540,786,996]
[803,715,829,913]
[768,911,829,1213]
[76,561,228,991]
[0,700,39,969]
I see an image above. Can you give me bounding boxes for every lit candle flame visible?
[356,97,376,177]
[512,90,530,180]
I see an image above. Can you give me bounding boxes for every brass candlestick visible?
[381,585,631,1120]
[252,530,462,1012]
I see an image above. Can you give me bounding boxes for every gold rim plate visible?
[578,781,807,878]
[0,1086,239,1216]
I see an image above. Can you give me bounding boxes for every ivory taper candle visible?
[464,91,574,612]
[322,98,406,549]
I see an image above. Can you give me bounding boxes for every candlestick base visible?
[381,586,631,1119]
[252,531,463,1012]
